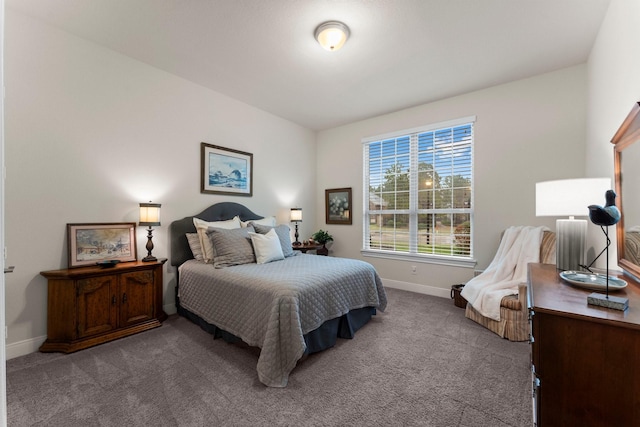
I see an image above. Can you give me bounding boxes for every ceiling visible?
[7,0,611,131]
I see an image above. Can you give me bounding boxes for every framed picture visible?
[326,187,352,225]
[67,223,137,268]
[201,143,253,196]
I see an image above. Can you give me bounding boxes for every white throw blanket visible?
[461,226,546,321]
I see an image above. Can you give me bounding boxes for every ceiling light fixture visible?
[314,21,350,51]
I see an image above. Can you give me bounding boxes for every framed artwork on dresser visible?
[67,223,137,268]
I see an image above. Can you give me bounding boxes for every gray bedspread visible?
[178,254,387,387]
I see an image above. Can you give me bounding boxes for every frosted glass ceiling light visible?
[315,21,350,51]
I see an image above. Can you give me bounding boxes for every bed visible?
[169,202,387,387]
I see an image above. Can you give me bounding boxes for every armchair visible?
[464,230,556,341]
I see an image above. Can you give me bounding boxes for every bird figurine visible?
[588,189,621,226]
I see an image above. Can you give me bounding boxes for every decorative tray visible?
[559,271,627,292]
[96,260,121,268]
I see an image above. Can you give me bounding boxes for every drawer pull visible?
[111,295,116,305]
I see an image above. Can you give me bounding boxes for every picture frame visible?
[325,187,352,225]
[67,223,137,268]
[201,142,253,196]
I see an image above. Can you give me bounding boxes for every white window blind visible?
[363,117,474,261]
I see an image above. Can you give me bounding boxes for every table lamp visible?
[139,201,161,262]
[536,178,611,271]
[290,208,302,246]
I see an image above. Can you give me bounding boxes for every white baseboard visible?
[164,303,177,316]
[6,304,179,360]
[6,335,46,360]
[382,279,451,299]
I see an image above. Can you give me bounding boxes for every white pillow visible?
[252,224,295,257]
[193,216,241,262]
[241,216,276,228]
[249,228,285,264]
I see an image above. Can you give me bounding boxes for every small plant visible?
[312,229,334,245]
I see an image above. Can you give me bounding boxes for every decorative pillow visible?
[206,226,256,268]
[249,229,285,264]
[252,223,294,257]
[241,216,276,228]
[186,233,204,261]
[193,216,241,262]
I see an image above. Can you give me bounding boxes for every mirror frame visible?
[613,101,640,281]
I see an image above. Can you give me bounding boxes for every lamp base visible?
[587,292,629,311]
[556,218,586,271]
[142,226,156,263]
[293,222,301,247]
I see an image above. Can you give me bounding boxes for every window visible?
[362,116,475,265]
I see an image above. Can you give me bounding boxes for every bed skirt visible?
[177,303,376,354]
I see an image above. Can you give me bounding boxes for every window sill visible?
[361,249,476,269]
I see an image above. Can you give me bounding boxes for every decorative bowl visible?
[559,271,627,291]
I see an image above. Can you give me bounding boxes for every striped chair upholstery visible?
[464,230,556,342]
[625,231,640,266]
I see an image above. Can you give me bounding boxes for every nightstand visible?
[39,259,167,353]
[292,243,327,256]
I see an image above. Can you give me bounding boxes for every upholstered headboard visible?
[169,202,263,267]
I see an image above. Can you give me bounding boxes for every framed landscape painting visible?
[67,223,137,268]
[201,143,253,196]
[326,187,352,225]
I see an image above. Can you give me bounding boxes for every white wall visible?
[317,66,588,296]
[4,10,317,356]
[7,1,637,358]
[586,0,640,268]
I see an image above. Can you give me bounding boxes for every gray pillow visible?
[186,233,204,261]
[206,226,256,268]
[252,223,294,257]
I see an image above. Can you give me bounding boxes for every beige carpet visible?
[7,288,532,426]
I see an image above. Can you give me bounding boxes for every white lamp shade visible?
[290,208,302,222]
[536,178,611,217]
[315,21,350,51]
[139,202,161,226]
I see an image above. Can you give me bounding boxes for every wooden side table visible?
[292,243,327,255]
[40,259,167,353]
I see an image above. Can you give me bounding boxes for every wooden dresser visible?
[40,259,167,353]
[527,263,640,426]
